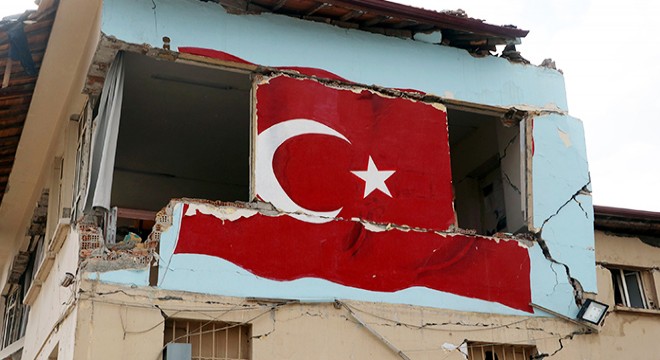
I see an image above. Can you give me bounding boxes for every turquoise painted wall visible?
[532,114,596,292]
[101,0,568,111]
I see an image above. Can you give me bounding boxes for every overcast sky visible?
[2,0,658,211]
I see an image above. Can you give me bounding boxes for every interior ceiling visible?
[115,53,251,208]
[447,109,498,146]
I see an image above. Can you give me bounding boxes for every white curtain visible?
[83,52,124,212]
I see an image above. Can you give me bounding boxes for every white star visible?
[351,156,395,198]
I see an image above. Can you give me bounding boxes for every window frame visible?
[610,267,649,309]
[1,285,27,349]
[163,318,251,360]
[445,105,528,236]
[466,341,537,360]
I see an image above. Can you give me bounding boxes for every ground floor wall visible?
[9,228,659,359]
[50,280,658,360]
[20,230,79,360]
[72,291,163,360]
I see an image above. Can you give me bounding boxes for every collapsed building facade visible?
[0,0,657,359]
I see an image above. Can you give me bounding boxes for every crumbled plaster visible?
[79,204,172,272]
[412,30,442,44]
[557,129,572,148]
[441,342,468,359]
[175,198,529,248]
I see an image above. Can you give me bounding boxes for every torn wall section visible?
[81,208,171,287]
[100,0,568,111]
[154,200,534,314]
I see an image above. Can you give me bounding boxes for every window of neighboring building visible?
[467,342,537,360]
[447,108,526,235]
[163,318,251,360]
[609,267,656,309]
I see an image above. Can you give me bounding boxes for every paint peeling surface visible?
[174,203,532,311]
[532,114,596,303]
[256,74,455,229]
[101,0,567,110]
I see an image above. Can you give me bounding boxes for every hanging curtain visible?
[83,52,124,213]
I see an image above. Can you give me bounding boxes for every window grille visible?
[164,318,250,360]
[1,286,28,349]
[467,342,537,360]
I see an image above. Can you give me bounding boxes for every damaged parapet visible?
[140,198,534,313]
[79,208,170,272]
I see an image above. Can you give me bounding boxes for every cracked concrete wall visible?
[531,114,595,318]
[73,291,163,360]
[27,225,653,360]
[43,228,657,360]
[69,280,660,360]
[84,85,597,320]
[496,120,525,232]
[90,0,596,321]
[595,230,660,269]
[100,0,567,111]
[150,201,533,314]
[86,80,597,319]
[20,229,80,360]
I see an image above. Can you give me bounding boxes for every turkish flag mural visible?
[172,71,532,312]
[255,75,456,230]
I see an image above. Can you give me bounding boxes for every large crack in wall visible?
[533,180,592,307]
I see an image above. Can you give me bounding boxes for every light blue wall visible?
[101,0,568,111]
[86,268,150,287]
[532,114,596,298]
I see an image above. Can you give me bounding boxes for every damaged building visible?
[0,0,658,359]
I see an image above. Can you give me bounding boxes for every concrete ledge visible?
[614,305,660,316]
[0,337,24,359]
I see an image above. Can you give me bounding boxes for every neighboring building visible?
[588,205,660,358]
[0,0,653,359]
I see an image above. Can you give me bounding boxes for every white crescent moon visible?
[256,119,351,224]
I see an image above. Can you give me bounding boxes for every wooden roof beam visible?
[306,3,330,16]
[271,0,288,11]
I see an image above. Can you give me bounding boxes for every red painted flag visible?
[176,204,532,312]
[255,75,455,230]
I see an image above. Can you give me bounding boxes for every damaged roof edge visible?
[327,0,529,38]
[594,205,660,236]
[594,205,660,222]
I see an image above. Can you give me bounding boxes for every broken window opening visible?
[609,267,657,309]
[111,52,252,217]
[467,342,537,360]
[447,108,525,236]
[163,318,251,360]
